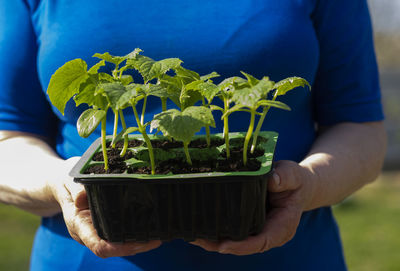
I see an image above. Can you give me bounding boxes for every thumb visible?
[64,157,88,209]
[268,160,302,193]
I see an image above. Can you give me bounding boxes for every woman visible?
[0,0,386,270]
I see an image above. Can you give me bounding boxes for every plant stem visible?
[223,98,230,158]
[243,109,256,166]
[132,105,155,175]
[119,110,128,157]
[205,125,211,147]
[250,91,278,153]
[101,118,109,171]
[161,97,167,112]
[141,96,147,125]
[183,142,192,165]
[111,110,119,148]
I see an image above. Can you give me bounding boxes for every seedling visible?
[47,49,309,174]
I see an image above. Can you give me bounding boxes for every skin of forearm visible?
[300,121,387,211]
[0,131,64,217]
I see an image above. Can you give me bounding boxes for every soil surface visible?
[84,138,264,175]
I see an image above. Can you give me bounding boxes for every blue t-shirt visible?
[0,0,383,270]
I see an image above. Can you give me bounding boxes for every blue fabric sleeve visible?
[0,0,57,138]
[311,0,384,125]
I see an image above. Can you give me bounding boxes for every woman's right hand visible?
[48,157,162,258]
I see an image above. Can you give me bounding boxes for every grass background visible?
[0,172,399,270]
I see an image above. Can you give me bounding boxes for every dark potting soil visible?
[222,147,265,159]
[106,139,143,149]
[126,158,261,175]
[92,148,134,162]
[85,138,263,175]
[85,163,127,174]
[150,137,225,149]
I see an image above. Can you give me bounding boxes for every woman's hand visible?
[48,157,162,258]
[190,160,316,255]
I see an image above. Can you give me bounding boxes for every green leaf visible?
[274,77,311,96]
[93,52,126,66]
[200,71,220,81]
[232,78,275,107]
[98,82,127,109]
[240,71,259,87]
[47,59,90,114]
[147,84,170,98]
[125,48,143,59]
[256,100,291,111]
[120,75,133,85]
[125,157,148,167]
[185,80,219,104]
[116,84,141,108]
[76,109,106,138]
[150,106,215,144]
[88,60,105,74]
[218,76,247,91]
[175,66,200,83]
[180,88,203,110]
[126,54,182,83]
[159,74,182,107]
[98,72,115,82]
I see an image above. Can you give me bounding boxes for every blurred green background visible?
[1,0,399,270]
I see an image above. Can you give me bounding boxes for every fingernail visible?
[273,172,280,186]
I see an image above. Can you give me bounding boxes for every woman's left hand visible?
[190,160,317,255]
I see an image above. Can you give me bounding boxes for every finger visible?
[190,239,221,252]
[217,206,301,255]
[62,157,89,209]
[62,196,161,258]
[64,181,88,209]
[268,160,302,193]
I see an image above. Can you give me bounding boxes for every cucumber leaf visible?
[97,82,127,109]
[47,59,90,114]
[240,71,259,87]
[77,109,106,138]
[200,71,220,81]
[88,60,105,74]
[93,52,126,66]
[232,78,274,107]
[126,54,182,83]
[120,75,133,85]
[274,77,311,96]
[174,66,200,83]
[116,84,142,109]
[150,106,215,144]
[218,76,247,91]
[256,100,291,111]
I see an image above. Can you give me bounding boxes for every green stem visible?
[141,96,147,125]
[119,110,128,157]
[101,118,109,171]
[183,142,192,165]
[250,92,278,153]
[243,109,256,166]
[161,97,167,112]
[205,125,211,147]
[111,110,119,148]
[132,105,155,175]
[223,98,230,158]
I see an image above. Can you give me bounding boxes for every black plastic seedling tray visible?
[70,131,278,242]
